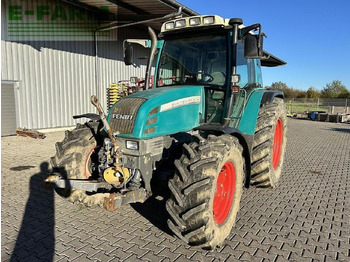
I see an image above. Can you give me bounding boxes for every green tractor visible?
[46,15,287,249]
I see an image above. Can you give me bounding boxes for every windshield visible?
[157,34,227,87]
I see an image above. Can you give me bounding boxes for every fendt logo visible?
[5,0,110,40]
[112,114,134,120]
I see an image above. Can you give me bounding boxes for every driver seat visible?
[210,58,226,85]
[211,72,226,85]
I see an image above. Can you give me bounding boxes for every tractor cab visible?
[156,33,229,123]
[155,16,285,126]
[124,15,286,127]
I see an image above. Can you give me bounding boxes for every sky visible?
[179,0,350,91]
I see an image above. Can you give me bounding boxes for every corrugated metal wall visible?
[1,0,149,129]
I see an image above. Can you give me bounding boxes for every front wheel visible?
[166,134,244,249]
[50,122,109,207]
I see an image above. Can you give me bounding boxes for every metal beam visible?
[159,0,199,16]
[106,14,168,22]
[62,0,107,15]
[106,0,151,14]
[61,0,119,21]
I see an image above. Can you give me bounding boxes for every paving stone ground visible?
[1,118,350,261]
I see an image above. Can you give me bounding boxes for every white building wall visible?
[1,0,149,129]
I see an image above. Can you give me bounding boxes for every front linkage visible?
[45,95,149,210]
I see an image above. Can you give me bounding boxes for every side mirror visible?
[124,42,133,65]
[244,33,263,59]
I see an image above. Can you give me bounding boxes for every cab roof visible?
[161,15,286,67]
[261,51,287,67]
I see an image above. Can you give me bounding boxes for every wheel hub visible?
[213,161,236,225]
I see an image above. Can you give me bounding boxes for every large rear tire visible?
[250,97,287,187]
[50,122,108,207]
[166,134,244,249]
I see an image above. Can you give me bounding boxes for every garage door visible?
[1,82,18,136]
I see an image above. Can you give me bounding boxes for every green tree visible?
[321,80,349,98]
[268,81,288,90]
[267,82,304,98]
[306,87,320,98]
[338,89,350,98]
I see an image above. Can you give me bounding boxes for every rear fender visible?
[238,89,284,135]
[261,90,284,106]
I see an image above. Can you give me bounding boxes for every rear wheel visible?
[50,122,108,207]
[250,97,287,187]
[166,134,244,249]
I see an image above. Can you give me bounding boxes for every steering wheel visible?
[202,73,214,82]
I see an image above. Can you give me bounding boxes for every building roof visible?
[62,0,199,30]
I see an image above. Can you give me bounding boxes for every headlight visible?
[175,19,186,28]
[126,140,139,150]
[203,16,215,25]
[189,17,201,26]
[165,22,175,30]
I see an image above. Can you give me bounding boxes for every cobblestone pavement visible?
[2,119,350,261]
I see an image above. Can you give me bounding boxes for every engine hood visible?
[107,86,205,139]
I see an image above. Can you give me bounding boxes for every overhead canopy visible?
[261,51,287,67]
[61,1,286,65]
[62,0,199,29]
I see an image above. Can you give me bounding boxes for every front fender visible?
[195,124,252,188]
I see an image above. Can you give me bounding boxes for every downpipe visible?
[145,27,158,90]
[94,7,183,96]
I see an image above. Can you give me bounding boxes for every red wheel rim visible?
[213,161,236,225]
[85,146,97,179]
[272,118,283,170]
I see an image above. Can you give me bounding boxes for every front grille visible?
[109,97,147,134]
